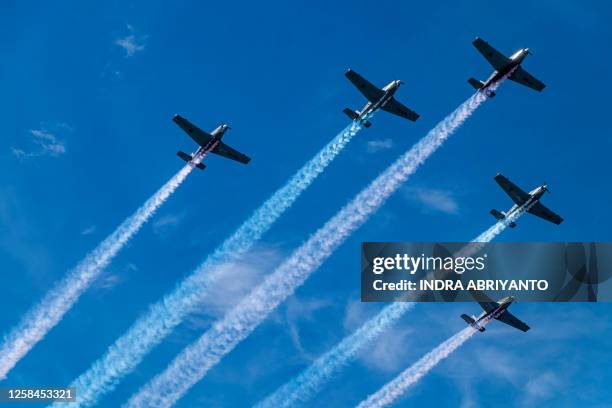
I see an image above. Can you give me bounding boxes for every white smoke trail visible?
[255,210,527,408]
[57,121,364,407]
[0,164,195,379]
[124,91,490,408]
[256,302,415,408]
[474,201,534,242]
[356,326,480,408]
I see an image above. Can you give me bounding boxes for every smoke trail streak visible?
[124,91,492,408]
[0,164,195,379]
[256,302,414,408]
[255,207,529,408]
[57,121,364,408]
[358,313,496,408]
[356,326,480,408]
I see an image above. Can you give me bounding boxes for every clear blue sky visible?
[1,0,611,406]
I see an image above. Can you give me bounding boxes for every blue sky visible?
[1,0,611,406]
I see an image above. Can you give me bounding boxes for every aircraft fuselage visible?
[504,184,547,218]
[483,48,530,89]
[357,80,402,120]
[471,296,515,330]
[193,124,229,158]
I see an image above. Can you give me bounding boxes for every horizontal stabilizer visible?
[177,151,206,170]
[460,314,476,324]
[460,314,485,332]
[343,108,371,127]
[343,108,360,120]
[490,209,505,221]
[177,151,193,162]
[468,78,484,90]
[491,209,516,228]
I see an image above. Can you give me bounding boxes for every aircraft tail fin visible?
[343,108,372,128]
[177,151,206,170]
[461,314,486,332]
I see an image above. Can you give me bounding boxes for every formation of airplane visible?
[491,173,563,227]
[461,292,530,332]
[173,114,251,170]
[343,69,419,128]
[172,43,552,336]
[173,37,545,173]
[469,37,545,97]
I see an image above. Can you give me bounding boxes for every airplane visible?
[468,37,546,97]
[343,69,419,128]
[173,114,251,170]
[491,173,563,227]
[461,292,530,332]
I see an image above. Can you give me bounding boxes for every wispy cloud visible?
[404,186,459,215]
[81,226,97,236]
[342,299,377,332]
[0,188,52,278]
[188,246,284,321]
[342,300,413,373]
[152,213,184,236]
[521,371,563,407]
[366,138,394,153]
[178,246,283,342]
[115,25,147,57]
[95,274,123,291]
[284,296,331,360]
[94,263,137,292]
[12,128,67,159]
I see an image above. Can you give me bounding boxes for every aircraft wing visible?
[211,142,251,164]
[173,115,214,147]
[345,69,384,102]
[527,202,563,225]
[494,174,530,206]
[473,37,509,71]
[381,97,420,122]
[510,66,546,91]
[495,310,530,332]
[469,289,499,313]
